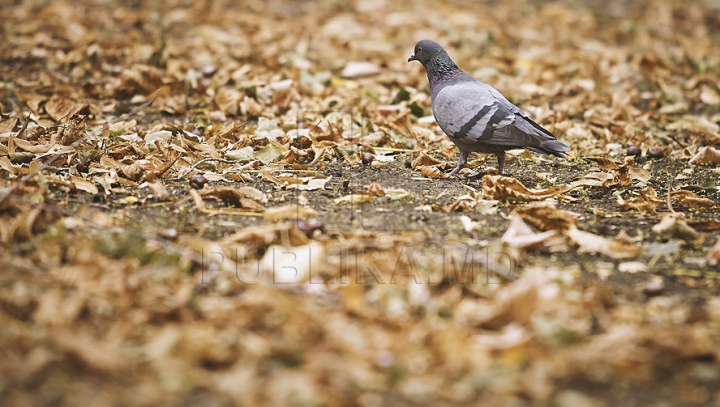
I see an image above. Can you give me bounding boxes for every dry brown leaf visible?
[501,214,559,251]
[652,213,699,242]
[365,182,386,197]
[0,156,26,175]
[707,238,720,267]
[50,329,124,373]
[581,171,615,186]
[618,261,648,273]
[617,187,662,212]
[669,190,715,209]
[688,146,720,165]
[69,176,99,195]
[190,189,205,211]
[295,176,331,191]
[460,215,485,233]
[411,152,443,169]
[237,186,268,203]
[584,156,620,170]
[201,186,265,210]
[333,194,374,205]
[10,135,53,153]
[219,222,309,247]
[262,205,318,221]
[341,61,380,78]
[214,87,243,114]
[515,202,578,231]
[148,180,170,201]
[118,163,145,181]
[419,165,449,179]
[566,227,642,259]
[45,96,85,121]
[61,115,87,146]
[474,324,532,350]
[482,175,571,202]
[0,116,18,134]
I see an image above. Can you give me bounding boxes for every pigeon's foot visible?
[447,165,463,177]
[495,152,506,176]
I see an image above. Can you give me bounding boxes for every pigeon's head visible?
[408,40,445,65]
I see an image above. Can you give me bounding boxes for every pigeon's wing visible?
[434,81,568,155]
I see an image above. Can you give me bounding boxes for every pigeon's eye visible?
[418,47,423,53]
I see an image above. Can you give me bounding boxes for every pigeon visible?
[408,40,570,176]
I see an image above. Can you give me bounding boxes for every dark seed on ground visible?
[627,146,641,156]
[190,174,208,189]
[362,153,375,165]
[647,147,664,159]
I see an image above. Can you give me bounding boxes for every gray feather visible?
[408,40,570,175]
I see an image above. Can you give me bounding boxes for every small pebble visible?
[189,174,208,189]
[362,153,375,165]
[627,146,641,156]
[405,159,412,169]
[647,147,664,159]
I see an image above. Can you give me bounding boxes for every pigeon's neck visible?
[425,52,464,97]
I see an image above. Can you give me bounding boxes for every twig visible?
[667,177,675,213]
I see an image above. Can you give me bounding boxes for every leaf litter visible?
[1,0,720,406]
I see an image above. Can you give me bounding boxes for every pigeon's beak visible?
[408,54,416,62]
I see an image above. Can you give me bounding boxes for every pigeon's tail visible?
[526,140,570,158]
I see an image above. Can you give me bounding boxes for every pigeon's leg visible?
[448,150,469,176]
[496,151,506,175]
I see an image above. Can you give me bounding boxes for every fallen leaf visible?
[255,142,284,165]
[515,202,578,231]
[225,146,256,162]
[669,190,715,209]
[411,152,444,169]
[566,227,642,259]
[45,96,85,121]
[483,175,566,201]
[260,243,325,285]
[700,85,720,105]
[618,261,648,273]
[689,146,720,165]
[295,176,331,191]
[341,61,380,78]
[201,186,265,210]
[502,214,559,251]
[617,187,662,212]
[419,166,449,179]
[584,156,620,170]
[652,213,699,242]
[69,176,99,195]
[707,238,720,266]
[237,186,268,203]
[148,180,170,201]
[262,205,318,221]
[333,194,374,205]
[385,188,411,200]
[460,215,485,233]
